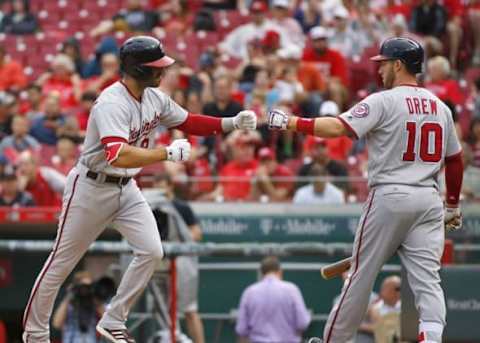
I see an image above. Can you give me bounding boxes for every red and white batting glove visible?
[268,109,289,130]
[444,205,462,232]
[166,139,191,162]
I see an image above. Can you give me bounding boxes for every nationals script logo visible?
[129,112,161,143]
[351,103,370,118]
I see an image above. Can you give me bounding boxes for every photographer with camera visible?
[52,271,106,343]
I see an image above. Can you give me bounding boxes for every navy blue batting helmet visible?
[371,37,424,74]
[119,36,175,80]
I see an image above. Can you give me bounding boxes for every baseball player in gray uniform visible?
[268,37,464,343]
[22,36,257,343]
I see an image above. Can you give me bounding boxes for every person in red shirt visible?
[251,147,294,202]
[425,55,464,106]
[0,45,27,92]
[302,26,349,87]
[16,151,66,207]
[207,132,260,202]
[75,91,97,137]
[36,54,82,111]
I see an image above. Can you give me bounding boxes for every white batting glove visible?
[166,139,191,162]
[233,110,257,130]
[444,206,462,231]
[268,109,289,130]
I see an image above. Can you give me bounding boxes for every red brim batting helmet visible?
[371,37,424,74]
[120,36,175,79]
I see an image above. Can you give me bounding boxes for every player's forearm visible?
[287,116,347,138]
[175,113,236,135]
[111,144,167,168]
[445,152,463,206]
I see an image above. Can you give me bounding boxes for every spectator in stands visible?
[91,0,158,37]
[30,93,67,145]
[468,117,480,169]
[219,0,286,60]
[51,136,78,176]
[37,54,82,110]
[203,0,247,11]
[82,37,119,78]
[84,53,120,94]
[251,147,294,202]
[0,92,17,139]
[16,150,65,206]
[328,6,364,59]
[474,77,480,119]
[270,0,305,50]
[0,0,38,35]
[0,45,27,92]
[293,0,322,34]
[293,163,344,204]
[410,0,447,38]
[23,84,43,119]
[370,276,401,340]
[153,173,205,343]
[201,74,245,155]
[0,170,35,206]
[236,256,311,343]
[461,144,480,201]
[302,26,349,87]
[0,115,39,161]
[76,91,96,136]
[470,5,480,66]
[61,37,85,77]
[297,137,349,190]
[53,271,105,343]
[206,131,260,202]
[425,56,463,106]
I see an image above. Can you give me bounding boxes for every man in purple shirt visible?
[235,256,311,343]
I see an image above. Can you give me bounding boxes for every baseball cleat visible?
[96,325,135,343]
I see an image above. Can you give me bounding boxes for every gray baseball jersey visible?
[80,81,188,177]
[338,85,462,188]
[324,85,461,343]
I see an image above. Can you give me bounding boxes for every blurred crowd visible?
[0,0,479,206]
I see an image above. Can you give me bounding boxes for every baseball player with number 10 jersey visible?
[22,36,257,343]
[268,37,463,343]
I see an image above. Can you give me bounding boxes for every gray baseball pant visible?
[323,184,446,343]
[23,164,163,342]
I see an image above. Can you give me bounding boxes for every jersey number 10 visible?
[402,122,443,162]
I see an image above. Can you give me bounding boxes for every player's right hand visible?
[268,109,289,130]
[166,139,191,162]
[444,206,462,231]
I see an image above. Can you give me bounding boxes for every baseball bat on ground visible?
[321,257,352,280]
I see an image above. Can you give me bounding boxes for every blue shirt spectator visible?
[236,256,311,343]
[30,94,66,145]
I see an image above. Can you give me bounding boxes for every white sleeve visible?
[40,167,66,194]
[148,89,188,128]
[91,102,130,142]
[338,93,385,139]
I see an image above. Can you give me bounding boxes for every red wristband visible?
[296,118,315,135]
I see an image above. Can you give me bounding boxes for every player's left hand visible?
[166,139,191,162]
[233,110,257,130]
[444,206,462,231]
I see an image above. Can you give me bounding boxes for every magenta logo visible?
[351,103,370,118]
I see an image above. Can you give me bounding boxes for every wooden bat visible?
[321,257,352,280]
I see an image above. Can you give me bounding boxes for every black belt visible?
[86,170,131,186]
